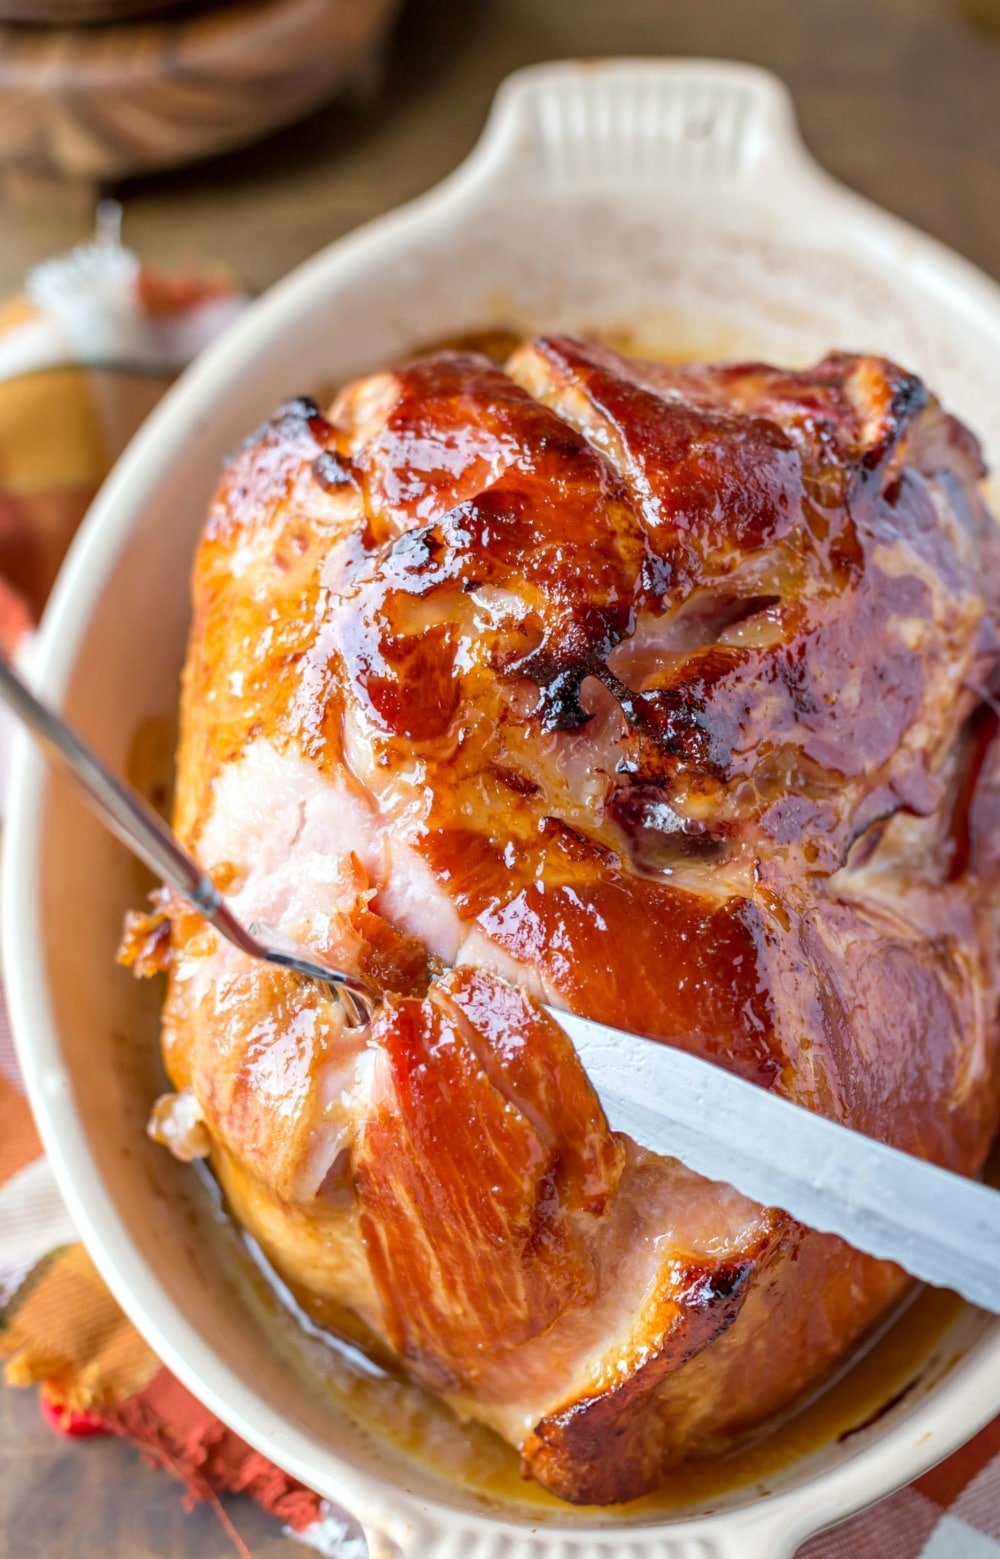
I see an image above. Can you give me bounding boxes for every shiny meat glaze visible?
[122,337,1000,1504]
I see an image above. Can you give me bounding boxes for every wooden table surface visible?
[0,0,997,1553]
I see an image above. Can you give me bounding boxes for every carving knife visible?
[552,1006,1000,1314]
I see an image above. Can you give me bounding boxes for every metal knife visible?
[551,1006,1000,1315]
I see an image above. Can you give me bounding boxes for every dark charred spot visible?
[271,395,325,443]
[373,522,467,601]
[488,763,541,797]
[532,664,594,731]
[887,373,929,428]
[609,782,728,871]
[311,449,357,490]
[860,372,928,474]
[235,395,325,457]
[679,1260,754,1311]
[280,394,322,419]
[598,666,723,775]
[611,783,693,835]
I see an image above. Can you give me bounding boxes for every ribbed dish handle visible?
[357,1510,806,1558]
[473,58,815,191]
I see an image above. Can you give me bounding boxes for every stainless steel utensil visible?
[558,1008,1000,1314]
[0,655,377,1027]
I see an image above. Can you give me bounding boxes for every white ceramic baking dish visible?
[5,59,1000,1559]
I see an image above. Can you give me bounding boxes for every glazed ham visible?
[124,337,1000,1504]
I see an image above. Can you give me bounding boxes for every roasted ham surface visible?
[125,337,1000,1504]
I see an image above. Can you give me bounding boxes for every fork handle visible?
[0,655,373,1019]
[0,654,222,921]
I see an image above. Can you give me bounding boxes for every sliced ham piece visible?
[124,339,1000,1504]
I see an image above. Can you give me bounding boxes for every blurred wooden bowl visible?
[0,0,400,183]
[0,0,191,23]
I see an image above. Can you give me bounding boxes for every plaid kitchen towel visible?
[0,218,997,1557]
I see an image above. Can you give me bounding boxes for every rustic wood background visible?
[0,0,998,1553]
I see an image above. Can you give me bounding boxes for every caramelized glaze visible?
[126,335,1000,1504]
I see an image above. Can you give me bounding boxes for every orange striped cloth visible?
[0,227,997,1557]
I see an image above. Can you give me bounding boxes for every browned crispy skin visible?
[138,337,1000,1505]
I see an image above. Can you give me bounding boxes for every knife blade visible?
[551,1006,1000,1314]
